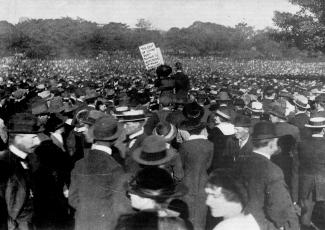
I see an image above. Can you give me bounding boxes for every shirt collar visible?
[188,134,207,140]
[239,136,249,148]
[253,150,270,160]
[91,144,112,155]
[9,145,28,159]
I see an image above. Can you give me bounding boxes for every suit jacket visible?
[0,152,34,228]
[179,139,213,230]
[297,136,325,201]
[288,113,309,130]
[235,136,253,160]
[236,152,299,230]
[69,149,132,230]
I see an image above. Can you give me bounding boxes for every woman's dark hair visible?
[207,169,248,213]
[115,211,158,230]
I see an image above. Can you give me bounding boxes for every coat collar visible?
[91,144,112,155]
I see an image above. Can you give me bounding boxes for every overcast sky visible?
[0,0,300,30]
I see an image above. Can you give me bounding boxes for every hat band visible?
[119,114,146,121]
[252,134,276,140]
[216,110,230,120]
[140,150,167,162]
[308,120,325,127]
[295,100,308,108]
[94,125,118,140]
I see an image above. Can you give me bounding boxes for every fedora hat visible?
[89,115,122,141]
[132,135,176,166]
[152,122,177,142]
[8,113,44,134]
[128,167,187,200]
[268,103,287,120]
[251,121,278,140]
[305,117,325,128]
[293,95,310,109]
[182,102,204,121]
[234,115,251,128]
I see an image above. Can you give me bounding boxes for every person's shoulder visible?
[213,214,260,230]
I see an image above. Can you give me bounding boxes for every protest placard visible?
[139,43,163,70]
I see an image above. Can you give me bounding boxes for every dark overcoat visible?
[69,149,132,230]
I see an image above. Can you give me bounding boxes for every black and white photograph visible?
[0,0,325,229]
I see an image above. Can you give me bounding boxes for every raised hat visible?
[132,135,176,166]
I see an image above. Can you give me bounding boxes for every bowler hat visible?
[132,135,176,166]
[251,121,278,140]
[8,113,44,134]
[89,115,122,141]
[128,167,187,200]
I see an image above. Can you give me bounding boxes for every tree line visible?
[0,0,325,60]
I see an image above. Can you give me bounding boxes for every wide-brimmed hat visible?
[132,135,176,166]
[152,122,177,142]
[251,121,278,140]
[293,95,310,109]
[89,115,123,141]
[118,110,147,122]
[305,117,325,128]
[8,113,44,134]
[268,103,287,120]
[182,102,204,121]
[234,115,251,128]
[128,167,187,200]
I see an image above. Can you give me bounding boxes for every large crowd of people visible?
[0,54,325,230]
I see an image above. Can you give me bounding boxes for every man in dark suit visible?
[236,121,299,230]
[1,113,43,230]
[234,115,253,160]
[173,62,190,104]
[69,115,131,230]
[296,117,325,229]
[289,95,310,130]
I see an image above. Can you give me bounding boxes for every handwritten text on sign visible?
[139,43,162,70]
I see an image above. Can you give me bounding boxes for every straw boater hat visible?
[118,110,146,122]
[305,117,325,128]
[132,135,176,166]
[247,101,264,113]
[152,122,177,142]
[293,95,310,109]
